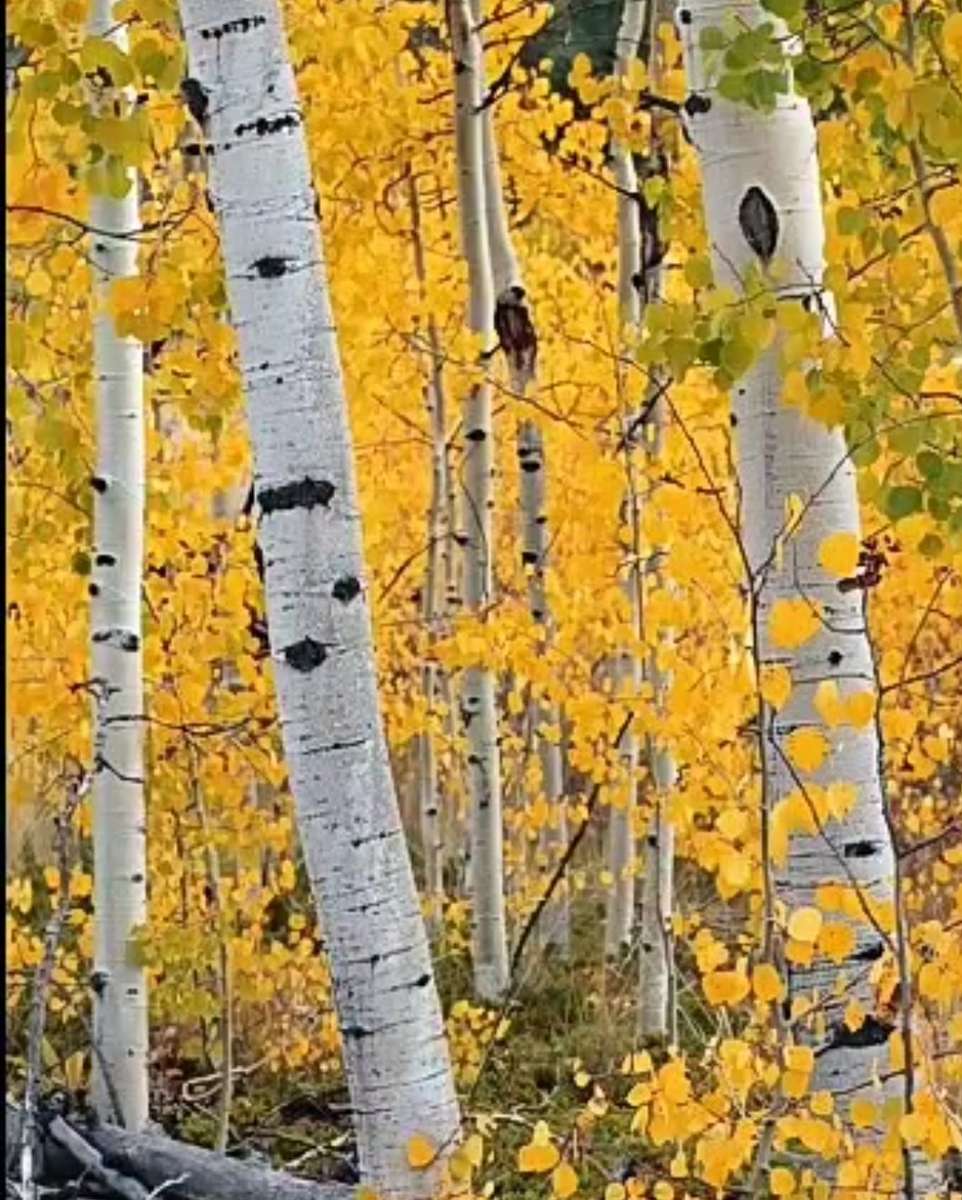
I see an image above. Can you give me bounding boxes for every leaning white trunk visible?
[177,4,460,1192]
[680,1,930,1188]
[88,0,149,1133]
[449,0,510,1001]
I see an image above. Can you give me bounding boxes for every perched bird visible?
[493,284,538,394]
[738,185,780,264]
[180,76,210,131]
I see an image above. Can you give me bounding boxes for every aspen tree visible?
[472,0,571,958]
[406,169,448,932]
[448,0,510,1000]
[604,0,647,959]
[177,3,461,1191]
[87,0,149,1132]
[679,0,935,1188]
[631,1,677,1041]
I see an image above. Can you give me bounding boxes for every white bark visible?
[176,4,461,1193]
[407,172,447,931]
[604,620,639,958]
[632,5,677,1040]
[604,0,650,960]
[518,421,570,954]
[88,0,149,1133]
[471,8,569,958]
[449,0,510,1001]
[679,2,932,1189]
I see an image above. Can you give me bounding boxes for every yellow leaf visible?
[787,906,823,943]
[653,1182,674,1200]
[407,1135,436,1169]
[843,691,875,728]
[817,532,859,578]
[552,1162,579,1198]
[752,962,786,1003]
[850,1098,876,1129]
[69,872,92,900]
[769,599,822,650]
[785,1045,814,1074]
[817,922,855,963]
[605,1185,626,1200]
[43,867,61,891]
[669,1149,688,1177]
[703,969,750,1007]
[759,664,792,711]
[944,11,962,62]
[574,1070,591,1087]
[811,1091,834,1116]
[63,1050,86,1091]
[813,681,844,727]
[786,728,829,773]
[658,1059,691,1104]
[844,999,865,1032]
[518,1142,560,1174]
[463,1134,484,1168]
[770,1166,795,1196]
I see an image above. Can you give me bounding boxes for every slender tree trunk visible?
[177,4,461,1192]
[679,1,934,1190]
[517,422,571,954]
[88,0,149,1133]
[407,171,447,932]
[471,0,570,961]
[447,0,510,1001]
[631,2,677,1041]
[604,0,649,961]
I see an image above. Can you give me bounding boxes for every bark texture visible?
[88,0,149,1133]
[176,4,460,1193]
[449,0,510,1001]
[517,421,570,955]
[679,1,933,1189]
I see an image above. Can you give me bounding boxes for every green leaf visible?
[684,255,714,289]
[761,0,802,21]
[837,207,867,236]
[71,551,92,576]
[916,450,943,480]
[699,26,727,49]
[884,485,923,520]
[917,533,943,558]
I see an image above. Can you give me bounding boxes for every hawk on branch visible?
[494,285,537,395]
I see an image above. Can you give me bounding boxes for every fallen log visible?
[6,1101,355,1200]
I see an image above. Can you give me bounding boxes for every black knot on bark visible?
[332,575,361,603]
[683,92,712,116]
[284,637,327,673]
[252,255,291,279]
[738,185,780,263]
[258,477,335,514]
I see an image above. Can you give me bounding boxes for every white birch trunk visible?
[604,0,649,960]
[679,2,933,1189]
[474,14,570,959]
[631,4,677,1040]
[407,172,447,932]
[517,422,570,954]
[448,0,510,1001]
[177,4,461,1192]
[88,0,149,1133]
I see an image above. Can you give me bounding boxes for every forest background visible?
[5,0,962,1196]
